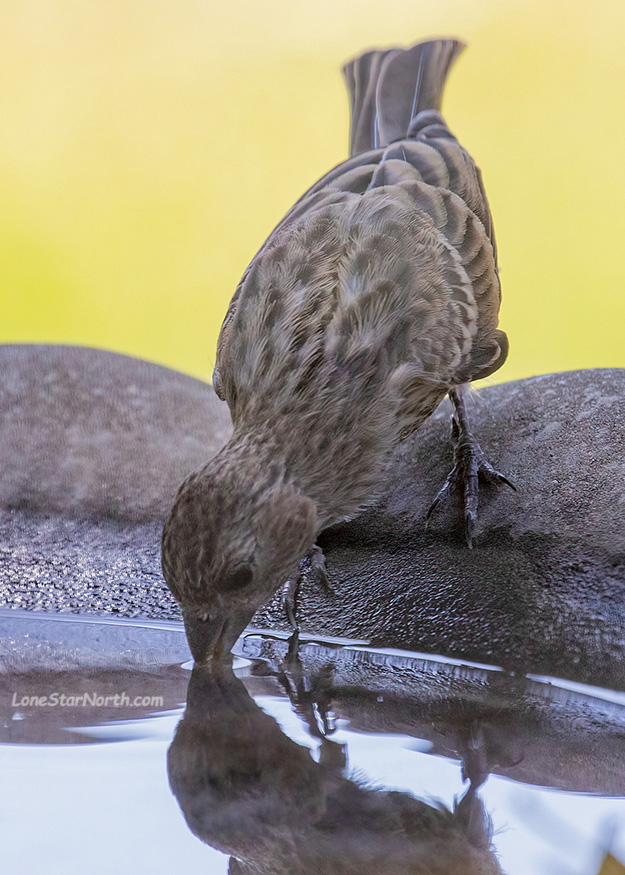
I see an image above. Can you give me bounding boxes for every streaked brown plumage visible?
[162,38,511,662]
[167,663,503,874]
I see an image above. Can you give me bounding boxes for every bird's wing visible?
[214,140,503,402]
[214,189,483,421]
[215,39,503,398]
[350,115,505,385]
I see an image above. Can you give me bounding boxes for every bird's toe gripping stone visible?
[426,416,516,548]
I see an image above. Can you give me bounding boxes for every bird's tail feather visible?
[342,38,465,156]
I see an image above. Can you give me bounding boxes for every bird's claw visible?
[425,472,456,523]
[427,412,516,548]
[281,544,333,632]
[307,544,334,595]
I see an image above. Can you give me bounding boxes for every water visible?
[1,611,624,874]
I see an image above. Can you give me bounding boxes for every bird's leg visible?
[426,386,516,548]
[458,724,491,790]
[276,644,345,768]
[281,577,300,634]
[281,543,332,633]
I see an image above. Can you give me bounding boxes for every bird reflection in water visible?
[167,660,502,875]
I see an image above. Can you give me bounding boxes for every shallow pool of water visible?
[1,610,624,874]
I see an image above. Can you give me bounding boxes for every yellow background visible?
[2,0,624,384]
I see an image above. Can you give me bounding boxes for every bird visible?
[161,37,514,663]
[167,662,503,875]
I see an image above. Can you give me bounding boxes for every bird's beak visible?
[182,606,253,664]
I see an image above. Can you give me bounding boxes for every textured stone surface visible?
[0,509,171,617]
[0,344,232,522]
[1,345,624,687]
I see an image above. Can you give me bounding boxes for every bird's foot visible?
[426,389,516,548]
[276,645,337,742]
[281,544,333,633]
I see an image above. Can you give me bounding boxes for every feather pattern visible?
[213,38,508,525]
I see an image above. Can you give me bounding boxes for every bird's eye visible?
[220,563,254,592]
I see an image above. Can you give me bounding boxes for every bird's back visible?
[213,39,508,519]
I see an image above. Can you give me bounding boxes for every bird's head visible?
[161,454,317,664]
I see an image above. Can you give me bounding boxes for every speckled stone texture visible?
[1,345,624,686]
[0,344,231,521]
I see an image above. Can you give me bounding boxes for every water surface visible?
[1,611,624,874]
